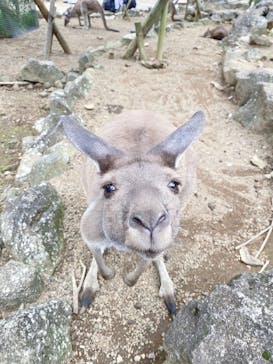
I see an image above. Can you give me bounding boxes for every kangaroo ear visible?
[60,115,123,173]
[148,111,205,168]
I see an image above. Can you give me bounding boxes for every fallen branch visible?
[235,222,273,250]
[255,223,273,258]
[0,81,30,86]
[259,259,270,273]
[71,260,87,314]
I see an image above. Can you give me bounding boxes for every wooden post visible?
[45,0,55,58]
[135,22,146,61]
[195,0,201,21]
[123,0,169,59]
[156,0,168,62]
[34,0,71,54]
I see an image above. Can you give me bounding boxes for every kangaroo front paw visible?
[164,294,176,317]
[124,272,139,287]
[79,288,96,313]
[100,267,115,280]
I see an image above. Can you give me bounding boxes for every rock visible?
[78,47,105,73]
[250,154,267,169]
[20,59,64,86]
[18,141,76,185]
[223,47,255,86]
[0,183,64,275]
[249,33,273,46]
[49,89,72,116]
[0,260,43,309]
[66,70,80,83]
[64,68,94,103]
[226,7,268,45]
[122,33,136,45]
[164,269,273,364]
[235,68,273,106]
[234,82,273,130]
[0,299,72,364]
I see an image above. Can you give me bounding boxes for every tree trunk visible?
[122,0,169,59]
[34,0,71,54]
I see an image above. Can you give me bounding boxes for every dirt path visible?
[0,4,272,364]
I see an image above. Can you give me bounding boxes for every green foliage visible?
[262,351,272,361]
[0,0,38,38]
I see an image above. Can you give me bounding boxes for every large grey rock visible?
[0,299,72,364]
[234,81,273,130]
[20,59,64,86]
[226,7,268,45]
[0,260,43,309]
[78,46,105,72]
[49,89,72,116]
[235,68,273,105]
[16,141,76,185]
[223,47,255,85]
[1,183,64,275]
[64,68,94,103]
[164,269,273,364]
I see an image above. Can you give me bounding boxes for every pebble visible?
[134,355,141,362]
[116,354,123,363]
[39,91,48,98]
[84,103,95,110]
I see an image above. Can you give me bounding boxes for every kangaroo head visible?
[61,111,204,259]
[64,7,72,26]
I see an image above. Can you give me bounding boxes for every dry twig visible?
[72,260,87,314]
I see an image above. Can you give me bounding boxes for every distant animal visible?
[64,0,119,32]
[203,25,229,40]
[169,1,183,22]
[61,109,205,315]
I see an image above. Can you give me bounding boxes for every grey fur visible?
[61,109,205,314]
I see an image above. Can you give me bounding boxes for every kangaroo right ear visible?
[60,115,123,173]
[148,111,205,168]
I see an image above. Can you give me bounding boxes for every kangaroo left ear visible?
[148,111,205,168]
[60,115,124,173]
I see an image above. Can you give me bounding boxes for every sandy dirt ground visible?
[0,2,273,363]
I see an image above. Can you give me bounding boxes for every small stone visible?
[54,80,64,89]
[116,354,123,363]
[250,155,267,169]
[208,202,216,211]
[84,103,95,110]
[39,91,48,98]
[134,302,142,310]
[134,355,141,362]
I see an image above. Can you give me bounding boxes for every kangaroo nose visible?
[130,212,168,232]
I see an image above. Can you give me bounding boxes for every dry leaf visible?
[239,246,263,266]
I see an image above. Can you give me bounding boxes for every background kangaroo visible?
[203,25,229,40]
[64,0,119,32]
[61,110,205,315]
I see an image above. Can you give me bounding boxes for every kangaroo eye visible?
[103,183,116,198]
[168,180,180,194]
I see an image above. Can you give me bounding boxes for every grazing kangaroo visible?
[61,110,205,315]
[64,0,119,32]
[203,25,229,40]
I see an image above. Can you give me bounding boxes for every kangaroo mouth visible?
[130,247,163,259]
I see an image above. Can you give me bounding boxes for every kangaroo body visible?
[64,0,119,32]
[203,25,229,40]
[62,110,205,315]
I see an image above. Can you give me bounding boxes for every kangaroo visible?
[203,25,229,40]
[169,1,183,22]
[64,0,119,32]
[61,110,205,315]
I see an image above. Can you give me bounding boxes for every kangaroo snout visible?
[129,211,169,233]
